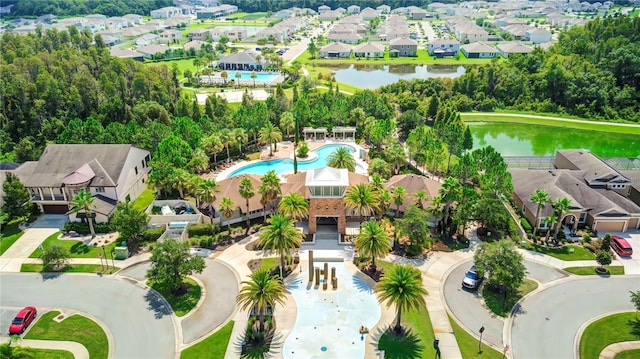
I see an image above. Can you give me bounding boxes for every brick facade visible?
[309,198,346,234]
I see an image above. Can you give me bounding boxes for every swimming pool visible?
[282,261,381,358]
[238,71,279,85]
[229,144,356,177]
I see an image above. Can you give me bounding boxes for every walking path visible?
[599,340,640,358]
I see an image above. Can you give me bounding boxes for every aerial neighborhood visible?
[0,0,639,359]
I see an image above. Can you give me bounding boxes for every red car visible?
[9,306,37,335]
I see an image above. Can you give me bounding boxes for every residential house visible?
[377,5,391,14]
[384,26,410,41]
[361,8,380,20]
[510,150,640,234]
[107,17,129,29]
[183,40,207,52]
[159,29,182,44]
[189,28,212,41]
[328,32,361,44]
[497,42,533,58]
[196,4,238,19]
[85,14,107,21]
[319,10,341,21]
[353,42,385,58]
[335,7,347,14]
[217,51,267,71]
[136,33,159,46]
[408,6,429,20]
[275,9,295,19]
[253,26,288,43]
[347,5,361,14]
[150,6,181,19]
[123,14,143,25]
[428,38,460,57]
[318,5,331,14]
[83,20,106,33]
[136,44,169,59]
[12,144,151,222]
[461,41,498,58]
[224,27,247,42]
[526,28,552,44]
[319,42,353,58]
[389,37,417,57]
[385,174,442,222]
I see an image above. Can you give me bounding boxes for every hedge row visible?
[64,221,112,235]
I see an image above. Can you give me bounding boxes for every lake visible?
[326,64,465,89]
[468,122,640,158]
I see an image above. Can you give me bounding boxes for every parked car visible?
[462,265,482,290]
[611,235,633,257]
[9,306,37,335]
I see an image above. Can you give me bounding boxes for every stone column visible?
[308,250,314,282]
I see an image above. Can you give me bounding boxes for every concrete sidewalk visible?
[599,340,640,358]
[0,228,58,272]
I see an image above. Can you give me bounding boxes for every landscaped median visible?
[563,266,625,275]
[29,231,118,259]
[180,320,234,359]
[150,277,202,317]
[579,312,639,359]
[20,263,120,274]
[525,243,595,261]
[482,279,538,318]
[25,310,108,359]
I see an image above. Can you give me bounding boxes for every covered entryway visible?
[42,204,70,214]
[314,216,339,242]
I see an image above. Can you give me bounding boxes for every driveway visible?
[510,276,639,359]
[118,258,239,344]
[610,231,640,274]
[444,259,569,348]
[0,273,176,358]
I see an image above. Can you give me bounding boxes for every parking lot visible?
[0,306,35,337]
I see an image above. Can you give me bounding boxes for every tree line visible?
[2,0,174,17]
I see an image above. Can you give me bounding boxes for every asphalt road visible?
[510,276,640,359]
[444,260,569,348]
[0,273,175,359]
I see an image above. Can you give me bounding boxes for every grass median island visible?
[448,314,503,359]
[525,243,595,261]
[180,320,234,359]
[0,224,23,256]
[378,305,436,359]
[151,277,202,317]
[482,279,538,317]
[20,263,120,274]
[563,266,625,275]
[579,312,638,359]
[29,349,74,359]
[616,349,640,359]
[460,112,640,135]
[25,310,108,359]
[29,231,117,259]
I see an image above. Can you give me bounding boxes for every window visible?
[95,187,105,193]
[611,184,626,189]
[579,212,586,223]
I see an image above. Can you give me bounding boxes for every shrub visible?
[405,244,423,257]
[64,221,112,235]
[42,244,70,271]
[142,227,165,242]
[297,141,309,158]
[601,233,611,251]
[520,218,533,234]
[596,250,612,267]
[188,223,218,237]
[582,234,592,244]
[508,218,522,240]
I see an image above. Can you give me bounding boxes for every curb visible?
[572,310,634,359]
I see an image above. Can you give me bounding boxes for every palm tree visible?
[414,190,428,209]
[391,187,407,218]
[221,70,228,85]
[219,197,235,235]
[279,111,295,140]
[203,133,224,166]
[529,189,550,237]
[71,189,96,238]
[259,122,283,156]
[385,143,406,175]
[377,189,391,220]
[343,183,380,218]
[262,170,281,215]
[234,71,242,88]
[327,147,356,172]
[375,264,427,333]
[438,177,462,231]
[197,179,220,225]
[355,221,391,269]
[250,70,257,87]
[278,192,309,222]
[171,168,190,199]
[186,175,203,207]
[552,197,572,242]
[259,214,303,274]
[238,177,255,230]
[236,269,287,333]
[220,128,234,162]
[542,214,557,245]
[233,128,248,156]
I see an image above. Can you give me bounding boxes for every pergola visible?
[332,126,357,141]
[303,127,327,141]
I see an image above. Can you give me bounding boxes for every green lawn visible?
[180,320,234,359]
[449,315,503,359]
[145,58,199,80]
[482,279,538,317]
[131,187,156,212]
[563,266,625,275]
[378,305,437,359]
[259,257,277,272]
[25,311,109,359]
[461,112,640,135]
[616,349,640,359]
[151,278,202,317]
[29,231,118,259]
[525,244,595,261]
[21,263,120,274]
[28,349,74,359]
[580,312,638,359]
[0,224,23,256]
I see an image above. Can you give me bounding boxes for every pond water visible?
[468,122,640,158]
[326,64,465,89]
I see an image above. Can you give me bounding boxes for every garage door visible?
[595,221,625,233]
[42,205,69,214]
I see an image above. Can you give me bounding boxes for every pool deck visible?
[213,140,368,182]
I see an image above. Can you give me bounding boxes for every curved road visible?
[0,273,175,359]
[510,276,639,359]
[444,260,569,348]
